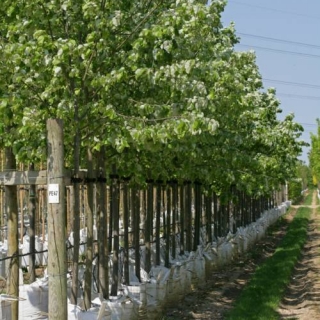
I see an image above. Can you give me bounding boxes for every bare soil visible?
[164,192,320,320]
[278,192,320,319]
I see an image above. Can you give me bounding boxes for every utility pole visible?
[47,119,67,319]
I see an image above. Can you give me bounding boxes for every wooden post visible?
[47,119,67,320]
[5,146,19,320]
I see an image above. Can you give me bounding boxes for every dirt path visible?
[164,207,296,319]
[277,192,320,319]
[163,192,320,320]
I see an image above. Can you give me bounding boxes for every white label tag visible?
[48,184,59,204]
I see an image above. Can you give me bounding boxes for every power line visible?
[237,32,320,50]
[238,44,320,59]
[263,78,320,89]
[300,123,318,127]
[277,93,320,101]
[228,0,320,20]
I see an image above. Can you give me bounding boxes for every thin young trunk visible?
[162,185,166,241]
[171,183,177,259]
[193,183,201,251]
[28,163,36,283]
[145,182,153,273]
[5,146,19,320]
[205,191,212,244]
[155,183,161,266]
[133,186,141,281]
[213,192,218,238]
[179,185,185,255]
[111,176,120,296]
[185,183,192,252]
[98,147,108,299]
[165,186,171,268]
[123,181,130,285]
[108,182,113,254]
[71,106,81,305]
[83,148,94,310]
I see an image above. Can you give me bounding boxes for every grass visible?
[303,190,313,206]
[225,205,311,320]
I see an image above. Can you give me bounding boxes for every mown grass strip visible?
[225,206,311,320]
[303,190,313,206]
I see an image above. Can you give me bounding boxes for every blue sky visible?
[221,0,320,163]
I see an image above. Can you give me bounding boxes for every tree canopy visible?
[0,0,305,194]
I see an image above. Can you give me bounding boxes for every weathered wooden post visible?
[47,119,67,319]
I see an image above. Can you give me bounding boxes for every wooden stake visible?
[47,119,67,320]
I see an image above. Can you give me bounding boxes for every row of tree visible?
[0,0,304,188]
[309,119,320,187]
[0,0,305,319]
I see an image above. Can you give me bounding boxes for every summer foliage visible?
[0,0,304,192]
[310,119,320,188]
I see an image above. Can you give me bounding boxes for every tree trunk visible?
[83,148,94,310]
[5,146,19,320]
[145,182,153,273]
[172,183,177,259]
[179,185,185,255]
[185,183,192,252]
[123,181,130,284]
[133,186,141,281]
[155,183,161,265]
[193,183,201,251]
[28,163,36,283]
[71,112,81,305]
[111,176,120,296]
[98,147,108,299]
[165,186,171,268]
[205,192,212,244]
